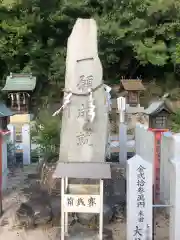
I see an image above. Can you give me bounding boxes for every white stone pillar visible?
[172,134,180,158]
[119,123,127,165]
[22,124,31,165]
[117,97,127,166]
[7,124,16,144]
[170,159,180,240]
[2,135,8,191]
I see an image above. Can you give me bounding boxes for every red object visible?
[0,133,2,215]
[148,128,169,203]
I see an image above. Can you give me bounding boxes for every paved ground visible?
[0,164,169,239]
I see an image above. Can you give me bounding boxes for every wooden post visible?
[61,177,65,240]
[148,128,168,240]
[99,179,104,240]
[148,128,168,202]
[64,177,68,234]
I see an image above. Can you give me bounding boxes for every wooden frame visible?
[61,177,104,240]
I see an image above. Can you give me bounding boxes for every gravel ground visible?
[0,164,169,239]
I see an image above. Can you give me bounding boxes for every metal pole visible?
[61,178,65,240]
[99,179,104,240]
[153,204,172,208]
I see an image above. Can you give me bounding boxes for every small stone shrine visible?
[119,79,145,108]
[110,79,146,133]
[2,73,36,114]
[2,73,36,140]
[2,73,36,164]
[53,18,111,240]
[144,98,174,129]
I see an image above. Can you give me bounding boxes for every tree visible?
[31,109,61,156]
[0,0,180,103]
[95,0,180,80]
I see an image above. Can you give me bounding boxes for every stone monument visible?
[58,19,108,163]
[53,18,111,240]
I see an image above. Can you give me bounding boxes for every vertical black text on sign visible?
[134,165,146,239]
[137,165,146,208]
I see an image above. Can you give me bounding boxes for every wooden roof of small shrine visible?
[144,99,174,116]
[120,79,145,91]
[2,73,36,91]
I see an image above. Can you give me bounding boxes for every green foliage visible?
[7,141,19,165]
[171,110,180,133]
[0,0,179,99]
[31,109,61,156]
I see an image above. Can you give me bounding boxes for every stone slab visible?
[53,162,111,179]
[59,18,108,163]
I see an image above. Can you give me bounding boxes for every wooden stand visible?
[61,177,104,240]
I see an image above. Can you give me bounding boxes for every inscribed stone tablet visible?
[59,18,108,163]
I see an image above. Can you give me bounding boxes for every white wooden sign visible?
[127,154,153,240]
[63,194,100,213]
[61,178,104,240]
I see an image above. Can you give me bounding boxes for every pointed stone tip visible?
[72,17,97,35]
[76,17,97,25]
[67,17,99,58]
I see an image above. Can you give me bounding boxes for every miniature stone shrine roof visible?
[144,100,174,116]
[2,73,36,91]
[0,103,14,117]
[53,162,111,179]
[120,79,145,91]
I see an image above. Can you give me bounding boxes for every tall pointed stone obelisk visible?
[59,18,108,163]
[53,19,111,240]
